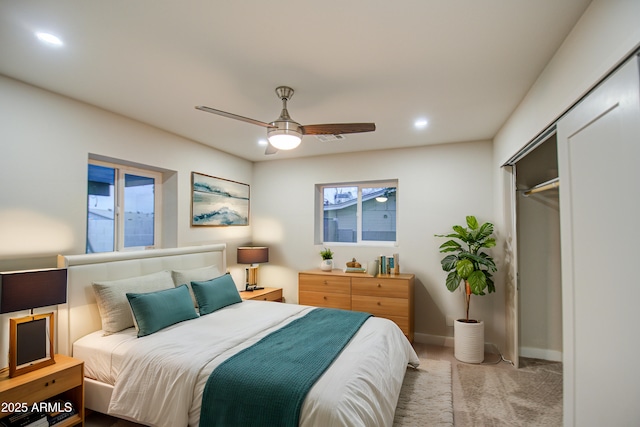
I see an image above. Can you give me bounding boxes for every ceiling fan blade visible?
[300,123,376,135]
[264,143,279,155]
[195,106,274,129]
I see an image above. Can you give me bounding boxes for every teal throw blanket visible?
[199,308,371,427]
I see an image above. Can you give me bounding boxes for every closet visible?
[505,51,639,426]
[514,135,562,362]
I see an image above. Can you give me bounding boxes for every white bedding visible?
[74,300,419,427]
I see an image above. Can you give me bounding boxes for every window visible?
[87,160,162,253]
[317,180,397,245]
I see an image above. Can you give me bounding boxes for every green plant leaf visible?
[486,276,495,293]
[434,233,464,239]
[467,270,487,295]
[452,225,469,242]
[466,216,479,230]
[476,222,493,239]
[445,271,462,292]
[482,238,496,248]
[456,259,474,279]
[438,240,461,253]
[440,254,458,271]
[459,252,496,270]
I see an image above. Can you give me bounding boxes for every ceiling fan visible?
[196,86,376,155]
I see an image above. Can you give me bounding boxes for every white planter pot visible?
[320,259,333,271]
[454,319,484,363]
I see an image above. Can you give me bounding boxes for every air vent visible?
[315,134,346,142]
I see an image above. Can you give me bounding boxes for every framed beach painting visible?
[191,172,250,226]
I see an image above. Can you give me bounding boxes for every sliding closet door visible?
[557,54,640,427]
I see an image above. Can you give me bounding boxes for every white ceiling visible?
[0,0,592,162]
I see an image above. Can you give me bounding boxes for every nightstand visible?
[0,354,84,426]
[240,287,283,302]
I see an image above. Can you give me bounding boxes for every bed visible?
[57,244,419,426]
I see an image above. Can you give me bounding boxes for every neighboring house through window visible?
[316,180,397,245]
[87,159,162,253]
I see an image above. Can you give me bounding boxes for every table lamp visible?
[237,246,269,291]
[0,268,67,377]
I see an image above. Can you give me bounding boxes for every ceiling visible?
[0,1,592,162]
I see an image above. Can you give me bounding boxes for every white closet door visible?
[557,54,640,427]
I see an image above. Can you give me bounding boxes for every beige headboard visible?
[56,244,227,356]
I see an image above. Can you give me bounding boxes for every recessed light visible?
[36,32,63,46]
[258,139,268,146]
[414,118,429,129]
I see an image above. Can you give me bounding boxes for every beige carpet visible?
[454,358,563,426]
[393,359,454,426]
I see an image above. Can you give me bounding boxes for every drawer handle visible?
[323,280,328,285]
[45,379,56,387]
[377,301,381,306]
[377,283,381,287]
[323,296,327,300]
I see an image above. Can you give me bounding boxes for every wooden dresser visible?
[299,269,414,342]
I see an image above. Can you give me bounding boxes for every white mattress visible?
[73,300,419,427]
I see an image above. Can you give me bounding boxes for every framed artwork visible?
[9,313,55,377]
[191,172,250,226]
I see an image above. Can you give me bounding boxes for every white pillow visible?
[171,265,222,306]
[93,270,175,334]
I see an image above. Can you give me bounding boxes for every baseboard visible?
[519,346,563,362]
[414,332,501,355]
[414,332,454,348]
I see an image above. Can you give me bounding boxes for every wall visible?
[252,141,499,347]
[0,76,254,366]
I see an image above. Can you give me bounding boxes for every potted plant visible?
[435,215,497,363]
[319,247,334,271]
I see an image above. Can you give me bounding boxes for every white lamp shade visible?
[268,132,302,150]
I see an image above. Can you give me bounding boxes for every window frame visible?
[315,179,398,246]
[87,159,163,252]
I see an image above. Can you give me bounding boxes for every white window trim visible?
[315,179,398,247]
[88,159,163,252]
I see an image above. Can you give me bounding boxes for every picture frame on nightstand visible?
[9,313,55,378]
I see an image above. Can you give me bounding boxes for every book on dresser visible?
[298,269,415,342]
[0,411,47,427]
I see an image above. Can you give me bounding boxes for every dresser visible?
[298,269,414,342]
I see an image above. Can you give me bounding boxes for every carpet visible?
[393,359,454,427]
[454,358,563,426]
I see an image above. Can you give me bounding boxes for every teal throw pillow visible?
[127,284,198,337]
[191,273,242,315]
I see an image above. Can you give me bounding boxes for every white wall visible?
[0,75,254,366]
[252,141,500,347]
[0,75,254,271]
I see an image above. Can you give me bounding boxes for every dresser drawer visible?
[260,288,283,301]
[352,277,409,298]
[299,291,351,310]
[299,274,350,294]
[0,364,82,410]
[351,295,408,317]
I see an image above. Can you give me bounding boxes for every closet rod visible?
[523,177,559,196]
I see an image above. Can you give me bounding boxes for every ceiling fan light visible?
[268,130,302,150]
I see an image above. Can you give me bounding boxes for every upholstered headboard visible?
[56,244,227,356]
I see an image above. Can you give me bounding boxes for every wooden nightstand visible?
[240,287,283,302]
[0,354,84,426]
